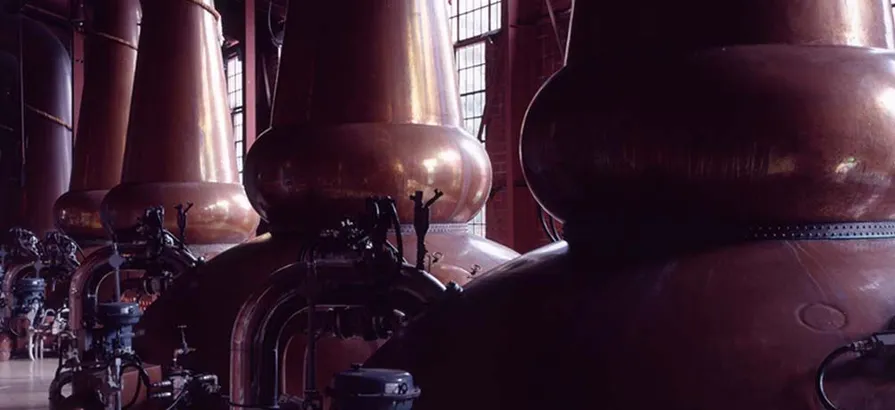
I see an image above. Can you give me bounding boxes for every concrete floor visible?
[0,359,55,409]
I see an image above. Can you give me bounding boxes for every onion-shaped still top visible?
[521,45,895,227]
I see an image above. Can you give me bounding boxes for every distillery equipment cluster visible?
[1,0,895,409]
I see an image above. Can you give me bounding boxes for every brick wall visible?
[485,0,570,251]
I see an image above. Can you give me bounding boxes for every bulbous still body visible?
[136,0,518,402]
[367,43,895,410]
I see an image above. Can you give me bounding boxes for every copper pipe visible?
[100,0,258,250]
[229,260,446,408]
[54,0,142,243]
[136,0,520,397]
[364,1,895,410]
[0,12,73,237]
[67,243,198,353]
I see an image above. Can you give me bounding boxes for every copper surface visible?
[368,239,895,409]
[0,13,73,237]
[67,243,197,353]
[363,1,895,409]
[523,45,895,226]
[228,258,448,406]
[565,0,895,65]
[54,0,142,242]
[244,0,491,231]
[139,0,518,402]
[137,230,518,399]
[100,0,258,245]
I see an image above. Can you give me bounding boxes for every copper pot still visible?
[366,1,895,409]
[0,11,73,237]
[99,0,258,257]
[135,0,518,403]
[54,0,142,245]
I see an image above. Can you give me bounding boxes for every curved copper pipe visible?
[54,0,142,242]
[229,260,446,408]
[67,243,199,351]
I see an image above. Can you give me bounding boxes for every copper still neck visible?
[245,0,491,232]
[0,12,73,237]
[565,0,894,66]
[272,0,461,127]
[101,0,258,248]
[54,0,141,242]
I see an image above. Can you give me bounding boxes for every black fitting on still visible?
[93,302,142,355]
[409,189,443,271]
[327,364,421,410]
[815,330,895,410]
[12,277,45,317]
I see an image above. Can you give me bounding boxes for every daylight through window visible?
[225,53,245,181]
[449,0,501,237]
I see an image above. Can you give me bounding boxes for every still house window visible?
[225,52,245,181]
[449,0,501,237]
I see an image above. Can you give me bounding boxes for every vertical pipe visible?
[244,0,257,149]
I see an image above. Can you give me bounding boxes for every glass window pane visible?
[449,0,499,238]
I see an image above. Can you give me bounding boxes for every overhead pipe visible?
[54,0,142,249]
[365,0,895,409]
[135,0,519,400]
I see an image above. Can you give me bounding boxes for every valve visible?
[410,189,443,271]
[173,324,196,368]
[174,202,194,249]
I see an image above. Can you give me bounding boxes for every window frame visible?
[224,47,246,180]
[448,0,501,238]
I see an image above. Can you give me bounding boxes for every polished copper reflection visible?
[67,243,197,351]
[244,0,491,231]
[54,0,142,242]
[365,1,895,409]
[566,0,894,65]
[139,0,517,401]
[100,0,258,251]
[522,45,895,226]
[0,12,73,236]
[139,230,518,399]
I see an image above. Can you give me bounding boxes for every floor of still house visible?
[0,359,55,409]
